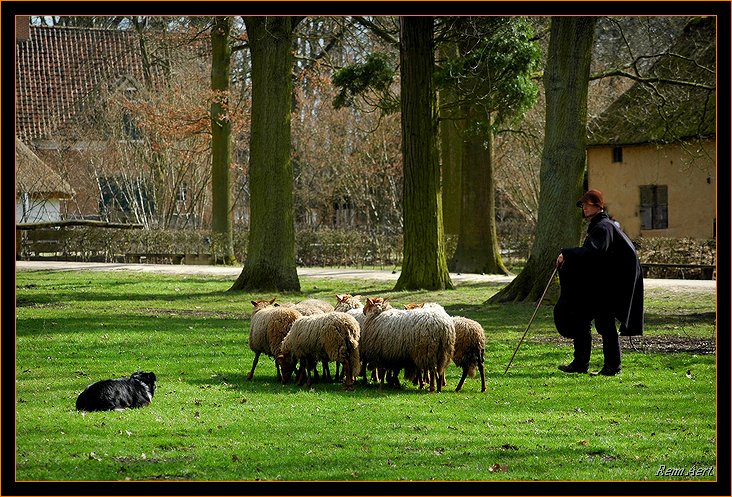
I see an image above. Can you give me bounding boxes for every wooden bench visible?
[641,263,716,280]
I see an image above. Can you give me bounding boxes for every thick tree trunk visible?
[489,16,596,303]
[210,16,236,265]
[438,43,462,237]
[449,107,509,275]
[394,16,453,291]
[230,17,302,292]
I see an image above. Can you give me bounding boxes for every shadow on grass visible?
[186,369,497,397]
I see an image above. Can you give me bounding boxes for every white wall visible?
[16,194,62,223]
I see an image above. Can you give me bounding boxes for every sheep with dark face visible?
[361,297,455,392]
[276,312,361,390]
[451,316,487,392]
[247,298,301,381]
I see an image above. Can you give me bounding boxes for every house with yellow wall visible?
[586,16,716,240]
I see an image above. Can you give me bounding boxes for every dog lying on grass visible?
[75,371,157,412]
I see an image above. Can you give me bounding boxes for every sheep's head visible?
[276,353,297,384]
[404,303,425,310]
[364,297,391,315]
[251,297,277,313]
[335,293,363,311]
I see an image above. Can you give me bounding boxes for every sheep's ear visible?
[274,303,280,307]
[269,297,277,305]
[366,298,373,305]
[336,294,344,302]
[251,301,258,306]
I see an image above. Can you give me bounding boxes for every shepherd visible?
[554,189,644,376]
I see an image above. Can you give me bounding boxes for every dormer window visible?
[117,81,143,142]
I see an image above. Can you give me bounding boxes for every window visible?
[98,176,154,220]
[612,146,623,163]
[639,185,668,230]
[121,85,143,141]
[122,112,142,141]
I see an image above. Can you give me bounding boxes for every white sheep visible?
[333,294,366,381]
[405,303,487,393]
[285,298,335,315]
[362,297,455,392]
[247,298,301,381]
[334,293,364,317]
[276,312,361,390]
[281,298,336,380]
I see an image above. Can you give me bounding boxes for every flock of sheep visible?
[246,294,486,393]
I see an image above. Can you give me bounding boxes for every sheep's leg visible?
[429,367,438,393]
[393,369,402,389]
[343,360,354,391]
[321,361,331,382]
[360,363,369,385]
[371,368,380,383]
[295,361,307,386]
[335,362,342,382]
[246,352,261,380]
[415,369,427,389]
[478,361,486,393]
[455,367,469,392]
[305,364,314,387]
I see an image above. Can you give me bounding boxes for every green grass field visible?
[14,269,718,484]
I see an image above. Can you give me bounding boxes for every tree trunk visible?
[210,16,236,265]
[394,16,453,291]
[438,43,462,237]
[230,16,303,292]
[489,16,596,303]
[449,107,509,275]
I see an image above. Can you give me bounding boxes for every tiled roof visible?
[587,16,716,146]
[16,25,155,143]
[16,137,74,197]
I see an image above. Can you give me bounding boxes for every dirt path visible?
[14,260,717,292]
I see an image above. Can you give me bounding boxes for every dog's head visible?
[131,371,157,394]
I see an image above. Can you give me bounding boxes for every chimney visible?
[16,16,30,43]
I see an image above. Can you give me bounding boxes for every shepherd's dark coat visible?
[555,212,644,336]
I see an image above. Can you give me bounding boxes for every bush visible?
[634,237,716,279]
[31,225,715,279]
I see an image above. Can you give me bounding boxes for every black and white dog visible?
[76,371,157,412]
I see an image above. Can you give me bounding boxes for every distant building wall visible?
[587,139,716,239]
[16,195,63,223]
